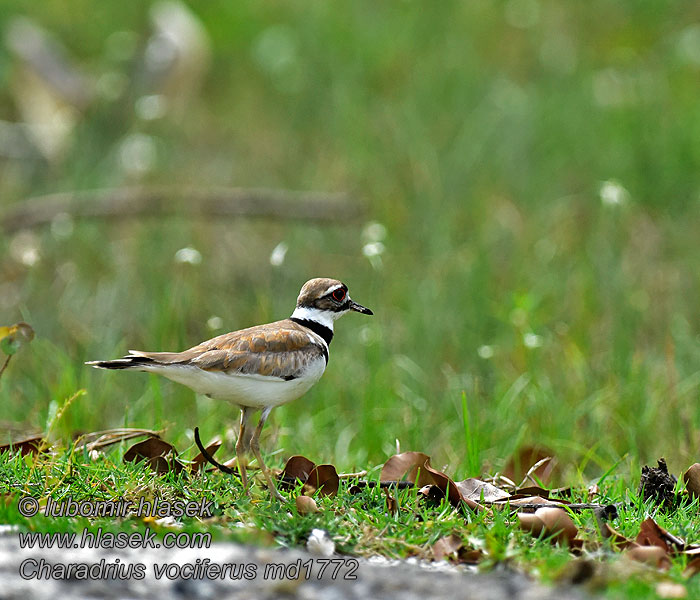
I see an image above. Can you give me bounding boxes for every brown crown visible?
[296,278,346,309]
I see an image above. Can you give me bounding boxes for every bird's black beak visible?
[350,300,373,315]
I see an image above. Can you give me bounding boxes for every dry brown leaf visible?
[384,487,398,514]
[430,533,483,564]
[512,486,551,499]
[417,484,446,504]
[123,437,183,474]
[627,545,672,570]
[381,452,484,510]
[518,513,545,538]
[0,435,45,457]
[636,517,686,554]
[380,452,432,485]
[501,495,560,509]
[513,486,546,499]
[455,478,510,503]
[221,455,240,470]
[278,457,340,496]
[636,518,671,552]
[432,533,463,561]
[683,463,700,500]
[556,559,597,585]
[518,507,577,544]
[189,438,222,473]
[422,462,472,508]
[535,507,578,544]
[280,455,316,485]
[295,495,320,514]
[306,464,339,497]
[74,428,160,452]
[602,523,635,550]
[458,548,485,564]
[684,556,700,578]
[504,445,557,486]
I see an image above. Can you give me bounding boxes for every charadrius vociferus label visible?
[87,277,372,499]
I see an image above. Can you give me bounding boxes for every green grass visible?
[1,0,700,596]
[3,444,700,598]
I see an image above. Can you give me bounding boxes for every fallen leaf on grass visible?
[280,455,316,485]
[504,445,557,487]
[555,559,597,585]
[278,456,338,497]
[683,463,700,500]
[601,515,700,571]
[381,452,485,511]
[601,523,635,550]
[518,507,578,544]
[0,435,45,457]
[421,463,472,508]
[189,438,222,473]
[626,545,671,570]
[512,485,551,498]
[500,495,562,510]
[597,515,700,571]
[74,428,161,453]
[306,464,339,497]
[417,484,446,505]
[684,557,700,578]
[380,451,432,485]
[221,456,241,471]
[636,517,686,554]
[123,437,184,474]
[431,533,484,564]
[432,533,463,560]
[455,478,510,503]
[384,487,398,514]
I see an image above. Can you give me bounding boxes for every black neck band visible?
[290,318,334,348]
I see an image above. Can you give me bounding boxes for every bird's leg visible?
[235,406,255,494]
[249,406,285,501]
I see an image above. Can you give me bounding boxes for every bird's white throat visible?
[290,306,341,330]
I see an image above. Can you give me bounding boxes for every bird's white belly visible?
[141,359,326,409]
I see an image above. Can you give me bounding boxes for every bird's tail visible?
[85,355,155,370]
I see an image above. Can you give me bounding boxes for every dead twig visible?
[193,426,236,475]
[492,501,616,513]
[74,428,162,452]
[518,456,553,488]
[0,355,12,381]
[338,470,368,479]
[0,187,363,234]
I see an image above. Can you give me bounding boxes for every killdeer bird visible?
[87,278,372,500]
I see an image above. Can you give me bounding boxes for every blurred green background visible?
[1,1,699,481]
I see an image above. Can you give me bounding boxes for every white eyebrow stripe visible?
[323,284,344,296]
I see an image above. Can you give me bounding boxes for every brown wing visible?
[129,319,326,380]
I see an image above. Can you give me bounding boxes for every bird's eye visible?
[332,288,346,302]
